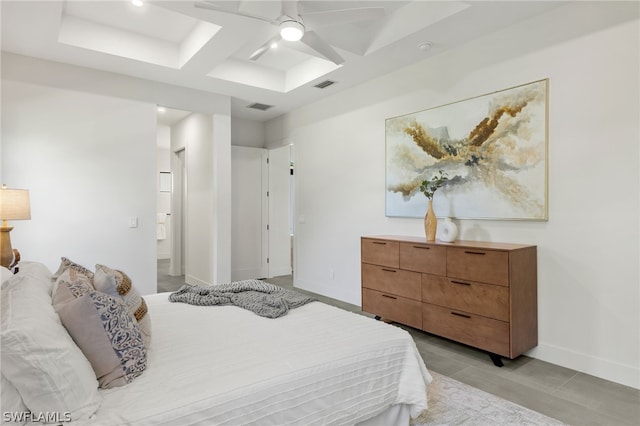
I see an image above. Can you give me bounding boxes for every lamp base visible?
[11,249,21,272]
[0,226,15,269]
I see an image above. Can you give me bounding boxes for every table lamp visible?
[0,185,31,268]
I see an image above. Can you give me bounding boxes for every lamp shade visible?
[0,187,31,221]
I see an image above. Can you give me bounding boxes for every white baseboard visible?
[185,274,209,287]
[295,278,360,307]
[269,266,292,278]
[528,342,639,389]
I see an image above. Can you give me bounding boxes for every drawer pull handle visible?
[382,268,397,273]
[382,294,397,300]
[372,241,387,245]
[413,245,430,250]
[451,312,471,319]
[451,280,471,286]
[464,251,486,255]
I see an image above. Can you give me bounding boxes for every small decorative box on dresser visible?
[361,235,538,366]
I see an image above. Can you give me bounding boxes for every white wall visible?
[171,114,213,286]
[1,80,158,295]
[231,117,265,148]
[212,113,232,285]
[171,112,232,286]
[1,53,233,294]
[265,3,640,389]
[157,125,172,260]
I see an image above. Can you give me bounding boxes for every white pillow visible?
[0,264,102,420]
[1,374,27,425]
[1,266,14,284]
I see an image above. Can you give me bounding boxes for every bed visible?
[1,261,432,425]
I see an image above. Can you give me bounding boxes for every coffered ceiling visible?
[1,1,565,121]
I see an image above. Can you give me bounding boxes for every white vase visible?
[439,217,458,242]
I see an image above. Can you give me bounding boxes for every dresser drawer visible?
[422,303,510,357]
[399,242,446,275]
[361,238,399,268]
[362,288,422,329]
[446,247,509,286]
[421,274,509,321]
[362,264,421,300]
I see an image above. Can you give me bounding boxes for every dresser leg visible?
[489,353,504,367]
[374,315,381,321]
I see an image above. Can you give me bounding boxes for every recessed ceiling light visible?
[417,41,433,52]
[131,0,144,7]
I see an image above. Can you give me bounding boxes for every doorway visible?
[230,144,292,281]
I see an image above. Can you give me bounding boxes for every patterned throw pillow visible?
[54,269,147,389]
[52,257,95,280]
[94,264,151,347]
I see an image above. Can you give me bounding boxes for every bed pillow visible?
[0,267,102,420]
[51,257,95,295]
[1,374,28,425]
[52,257,94,280]
[1,266,13,284]
[54,269,147,389]
[94,264,151,347]
[12,261,54,295]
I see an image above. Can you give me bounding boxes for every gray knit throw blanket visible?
[168,280,315,318]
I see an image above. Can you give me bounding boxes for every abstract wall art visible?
[385,79,548,220]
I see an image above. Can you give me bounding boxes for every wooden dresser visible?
[361,235,537,365]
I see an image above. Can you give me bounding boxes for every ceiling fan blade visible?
[249,34,282,61]
[300,31,344,65]
[194,1,279,24]
[302,7,385,29]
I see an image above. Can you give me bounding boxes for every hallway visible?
[156,259,186,293]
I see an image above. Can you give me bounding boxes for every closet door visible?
[268,145,292,278]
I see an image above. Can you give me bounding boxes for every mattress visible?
[80,293,431,425]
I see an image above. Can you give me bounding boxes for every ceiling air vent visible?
[314,80,336,89]
[247,103,274,111]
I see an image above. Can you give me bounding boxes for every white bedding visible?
[81,293,431,425]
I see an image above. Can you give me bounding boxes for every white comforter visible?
[80,293,431,425]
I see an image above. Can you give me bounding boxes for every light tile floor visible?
[157,264,640,426]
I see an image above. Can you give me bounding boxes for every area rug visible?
[411,371,566,426]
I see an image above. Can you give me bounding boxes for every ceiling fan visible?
[194,1,386,65]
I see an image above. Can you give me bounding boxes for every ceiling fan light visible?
[280,20,304,41]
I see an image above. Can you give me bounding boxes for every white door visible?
[231,146,268,280]
[268,145,292,277]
